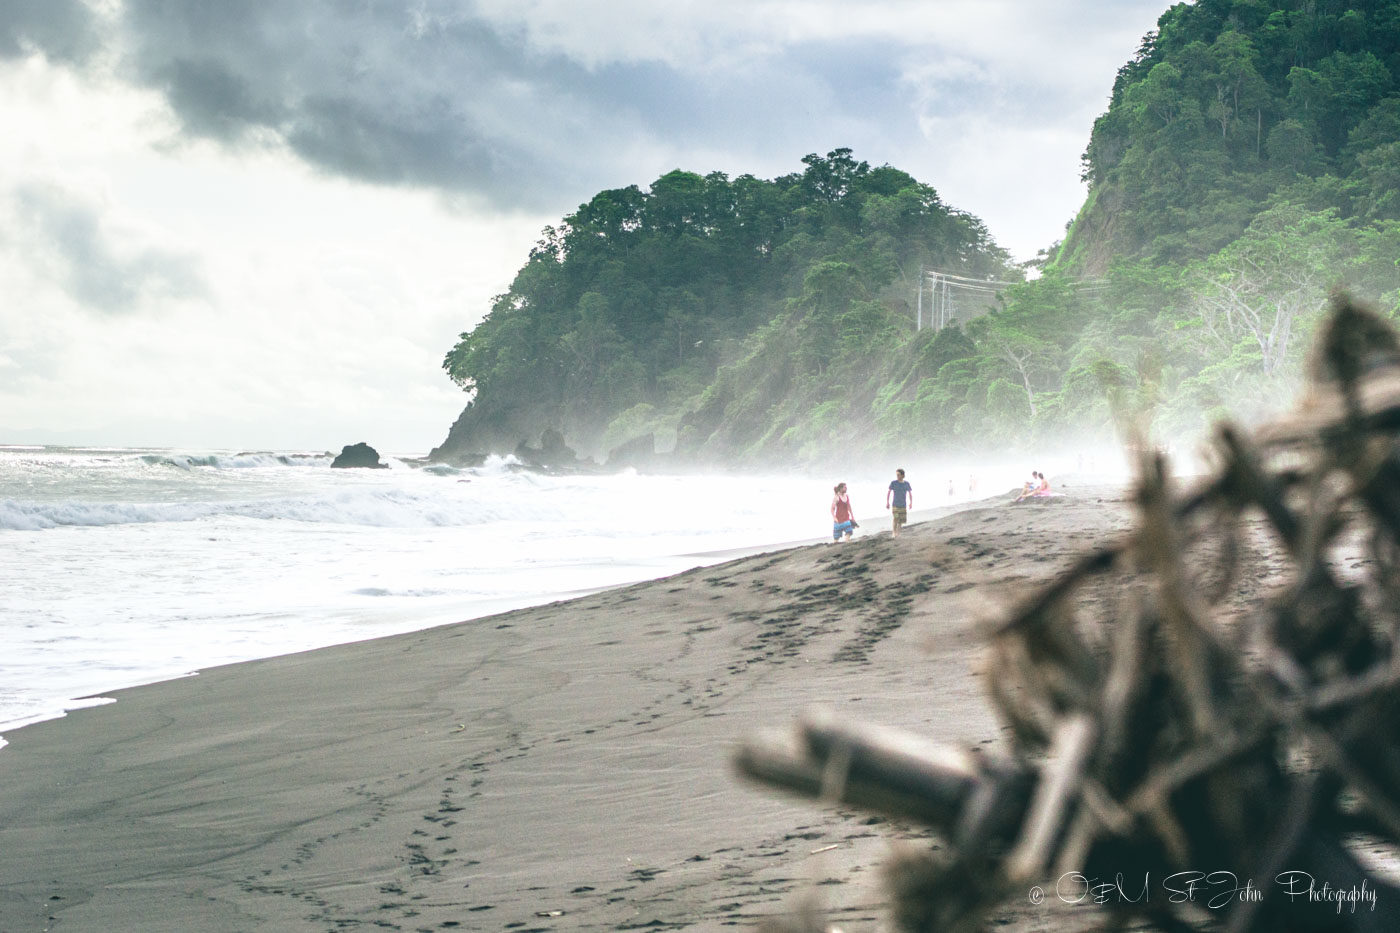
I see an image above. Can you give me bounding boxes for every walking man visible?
[887,468,913,536]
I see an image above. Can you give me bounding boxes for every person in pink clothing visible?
[831,482,855,541]
[1014,470,1054,502]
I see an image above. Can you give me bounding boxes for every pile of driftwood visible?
[737,294,1400,932]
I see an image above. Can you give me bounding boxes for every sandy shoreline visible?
[0,483,1132,932]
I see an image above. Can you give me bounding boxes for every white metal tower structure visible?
[914,268,1107,331]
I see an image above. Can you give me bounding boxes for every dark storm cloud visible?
[287,92,510,191]
[109,1,939,209]
[158,57,289,139]
[116,0,584,208]
[0,0,100,64]
[13,185,207,314]
[55,0,1168,217]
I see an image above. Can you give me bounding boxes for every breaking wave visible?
[0,486,517,530]
[138,452,333,470]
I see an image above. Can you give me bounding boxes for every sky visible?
[0,0,1169,453]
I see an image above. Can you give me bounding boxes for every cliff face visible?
[426,403,490,464]
[1055,185,1123,278]
[428,401,552,465]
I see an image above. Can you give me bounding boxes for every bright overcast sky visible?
[0,0,1167,453]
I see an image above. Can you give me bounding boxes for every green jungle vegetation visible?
[436,0,1400,467]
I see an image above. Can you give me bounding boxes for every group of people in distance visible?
[830,468,913,542]
[831,466,1053,541]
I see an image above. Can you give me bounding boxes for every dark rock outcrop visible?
[514,428,600,473]
[429,399,536,464]
[331,442,388,469]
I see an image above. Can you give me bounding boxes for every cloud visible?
[114,0,721,208]
[94,0,1165,256]
[9,182,207,314]
[0,0,1176,450]
[0,52,551,450]
[116,0,582,208]
[0,0,100,64]
[156,56,287,140]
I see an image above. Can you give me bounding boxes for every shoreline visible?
[0,483,1035,745]
[0,482,1133,931]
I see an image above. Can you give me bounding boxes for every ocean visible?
[0,445,1028,749]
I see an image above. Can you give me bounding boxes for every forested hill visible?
[1062,0,1400,273]
[433,2,1400,470]
[432,150,1013,466]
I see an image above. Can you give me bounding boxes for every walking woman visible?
[831,482,855,541]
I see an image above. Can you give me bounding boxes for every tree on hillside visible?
[1187,201,1349,376]
[1064,0,1400,272]
[433,149,1016,463]
[980,325,1049,420]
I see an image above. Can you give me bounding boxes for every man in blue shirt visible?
[886,468,913,536]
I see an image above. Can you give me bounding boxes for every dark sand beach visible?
[0,484,1133,932]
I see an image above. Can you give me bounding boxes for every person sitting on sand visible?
[1032,471,1051,496]
[886,469,912,536]
[1015,471,1055,502]
[1015,471,1037,502]
[831,482,855,541]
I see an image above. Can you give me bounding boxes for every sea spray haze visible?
[0,445,1040,746]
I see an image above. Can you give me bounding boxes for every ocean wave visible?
[0,499,221,530]
[351,586,448,597]
[138,452,332,470]
[474,454,523,474]
[242,488,491,527]
[0,454,842,533]
[0,485,522,530]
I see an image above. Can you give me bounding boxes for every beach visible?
[0,446,1039,738]
[0,483,1131,932]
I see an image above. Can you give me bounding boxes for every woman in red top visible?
[831,482,855,541]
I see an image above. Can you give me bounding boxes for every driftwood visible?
[735,294,1400,931]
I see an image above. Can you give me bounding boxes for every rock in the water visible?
[536,428,576,462]
[514,428,598,472]
[331,442,388,469]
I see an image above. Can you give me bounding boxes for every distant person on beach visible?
[886,469,912,536]
[831,482,855,541]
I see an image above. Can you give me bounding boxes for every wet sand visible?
[0,483,1132,932]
